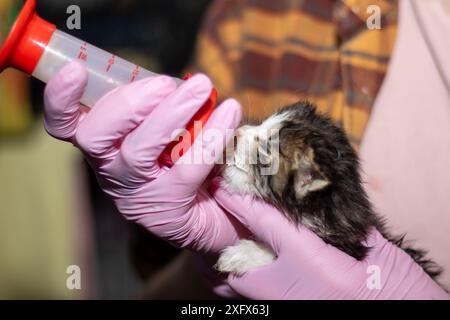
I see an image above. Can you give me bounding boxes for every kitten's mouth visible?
[233,153,250,173]
[233,135,238,149]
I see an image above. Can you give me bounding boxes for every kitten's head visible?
[222,101,360,211]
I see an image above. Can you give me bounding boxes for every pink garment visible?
[360,0,450,289]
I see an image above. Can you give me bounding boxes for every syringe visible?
[0,0,216,164]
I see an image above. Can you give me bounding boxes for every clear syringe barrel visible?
[0,0,216,165]
[32,30,184,107]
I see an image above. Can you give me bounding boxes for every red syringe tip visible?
[0,0,56,74]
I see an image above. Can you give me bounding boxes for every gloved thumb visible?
[227,263,280,299]
[44,61,88,142]
[213,182,330,258]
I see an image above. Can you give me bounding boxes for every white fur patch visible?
[215,240,276,275]
[218,111,287,275]
[259,111,289,131]
[221,166,257,195]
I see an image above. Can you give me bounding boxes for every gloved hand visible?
[44,61,245,253]
[212,181,449,299]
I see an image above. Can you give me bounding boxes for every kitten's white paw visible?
[215,240,276,275]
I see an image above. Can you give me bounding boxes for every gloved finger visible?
[75,75,176,161]
[213,182,354,262]
[118,74,213,172]
[163,99,241,193]
[227,263,280,299]
[44,61,88,142]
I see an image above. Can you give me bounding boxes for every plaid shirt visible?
[191,0,398,147]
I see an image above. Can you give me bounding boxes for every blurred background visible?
[0,0,211,299]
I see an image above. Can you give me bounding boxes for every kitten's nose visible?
[236,128,244,138]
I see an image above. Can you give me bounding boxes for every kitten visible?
[216,101,442,278]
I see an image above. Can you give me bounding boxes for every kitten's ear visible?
[293,148,330,198]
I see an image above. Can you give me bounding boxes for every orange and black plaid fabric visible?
[191,0,398,147]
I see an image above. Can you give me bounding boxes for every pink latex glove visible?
[44,61,244,253]
[212,182,449,300]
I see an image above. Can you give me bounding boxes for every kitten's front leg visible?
[215,240,276,275]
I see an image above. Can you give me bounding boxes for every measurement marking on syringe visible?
[130,65,140,82]
[106,55,116,73]
[78,42,88,61]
